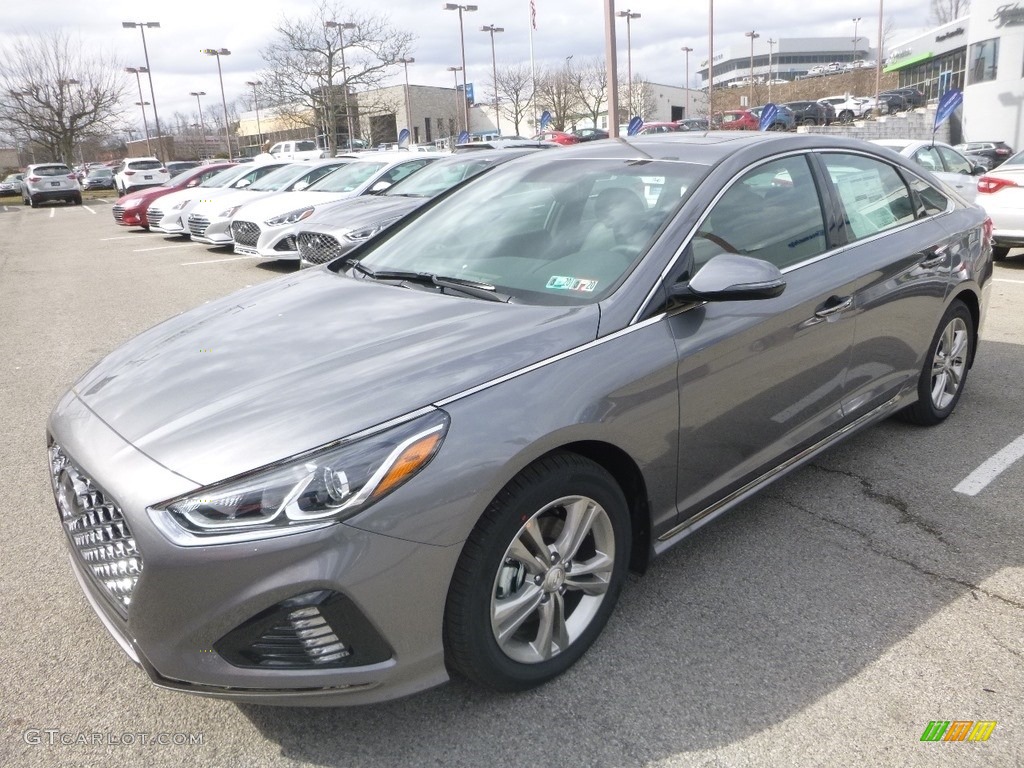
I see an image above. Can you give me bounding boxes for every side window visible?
[907,176,949,217]
[693,155,826,271]
[912,146,942,171]
[823,154,915,241]
[385,160,429,184]
[937,147,973,175]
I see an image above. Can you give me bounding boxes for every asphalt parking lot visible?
[1,195,1022,767]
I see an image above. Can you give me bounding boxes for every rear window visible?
[295,141,317,152]
[128,160,164,171]
[34,166,71,177]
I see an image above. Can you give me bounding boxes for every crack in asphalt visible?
[767,492,1024,613]
[807,462,953,547]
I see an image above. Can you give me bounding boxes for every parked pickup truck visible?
[268,140,323,160]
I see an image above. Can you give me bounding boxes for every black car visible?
[573,128,609,142]
[783,101,836,126]
[879,87,927,112]
[955,141,1015,170]
[82,168,116,190]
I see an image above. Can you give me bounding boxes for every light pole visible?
[398,57,415,142]
[745,30,759,107]
[325,21,357,152]
[245,80,263,149]
[708,0,715,125]
[767,38,776,102]
[190,91,206,158]
[875,0,883,121]
[480,24,504,136]
[603,0,620,137]
[852,17,861,59]
[122,22,164,160]
[201,48,232,159]
[125,67,152,155]
[616,9,641,117]
[681,45,693,118]
[447,66,463,141]
[443,4,478,135]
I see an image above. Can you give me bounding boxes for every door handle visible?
[814,295,853,318]
[919,245,948,268]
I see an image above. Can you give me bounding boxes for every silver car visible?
[48,133,991,706]
[21,163,82,206]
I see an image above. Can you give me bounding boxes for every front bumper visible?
[151,212,187,235]
[233,221,301,260]
[48,391,461,706]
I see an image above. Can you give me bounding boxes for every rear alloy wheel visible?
[803,117,817,126]
[444,452,631,691]
[839,110,854,124]
[902,300,973,426]
[992,246,1009,261]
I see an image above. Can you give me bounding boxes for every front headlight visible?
[344,216,403,243]
[266,206,315,227]
[121,198,143,209]
[218,204,243,218]
[151,409,449,543]
[171,199,192,211]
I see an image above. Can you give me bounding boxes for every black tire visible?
[28,195,36,208]
[74,194,82,205]
[802,117,817,126]
[444,452,631,692]
[992,246,1009,261]
[839,110,854,124]
[901,300,974,426]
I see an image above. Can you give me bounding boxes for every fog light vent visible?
[215,590,393,669]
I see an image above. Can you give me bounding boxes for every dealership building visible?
[884,0,1024,149]
[698,37,877,86]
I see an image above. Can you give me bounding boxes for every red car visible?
[112,163,235,229]
[636,122,681,134]
[532,130,579,145]
[717,110,759,131]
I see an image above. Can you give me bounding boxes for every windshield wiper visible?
[348,262,508,302]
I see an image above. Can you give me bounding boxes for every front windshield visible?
[309,161,388,193]
[346,156,708,305]
[384,156,505,198]
[199,165,249,188]
[247,163,310,191]
[1002,150,1024,167]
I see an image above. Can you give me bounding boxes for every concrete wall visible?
[800,106,952,144]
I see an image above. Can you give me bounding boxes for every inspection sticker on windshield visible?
[546,276,598,292]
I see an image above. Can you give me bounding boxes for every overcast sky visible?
[4,0,934,127]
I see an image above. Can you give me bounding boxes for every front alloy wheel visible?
[444,453,630,691]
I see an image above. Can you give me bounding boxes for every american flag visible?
[530,0,537,30]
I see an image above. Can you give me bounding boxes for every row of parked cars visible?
[49,130,1003,710]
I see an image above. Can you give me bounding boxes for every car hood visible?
[231,190,356,223]
[300,195,425,235]
[150,186,236,211]
[190,189,279,217]
[72,269,598,486]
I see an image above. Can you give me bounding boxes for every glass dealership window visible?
[969,38,999,83]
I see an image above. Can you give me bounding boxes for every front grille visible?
[231,220,260,247]
[297,231,344,265]
[187,214,210,238]
[112,205,125,223]
[148,207,164,227]
[49,444,142,618]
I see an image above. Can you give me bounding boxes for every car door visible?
[669,153,858,520]
[935,146,979,203]
[816,151,956,417]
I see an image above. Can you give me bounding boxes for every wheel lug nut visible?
[550,552,559,564]
[558,586,567,595]
[534,575,543,585]
[540,594,549,603]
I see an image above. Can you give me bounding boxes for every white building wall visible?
[963,0,1024,150]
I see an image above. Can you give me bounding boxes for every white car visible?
[186,158,352,245]
[977,149,1024,260]
[20,163,82,207]
[818,95,887,122]
[872,140,984,205]
[149,162,288,235]
[268,140,323,161]
[114,157,170,195]
[230,153,438,261]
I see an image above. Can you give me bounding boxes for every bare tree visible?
[494,63,534,136]
[259,0,414,156]
[619,74,656,122]
[0,29,127,165]
[535,64,584,132]
[568,57,607,130]
[930,0,970,25]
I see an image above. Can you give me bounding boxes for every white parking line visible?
[180,255,262,265]
[81,205,97,215]
[954,435,1024,496]
[49,208,55,219]
[994,278,1024,285]
[100,236,140,241]
[132,244,193,253]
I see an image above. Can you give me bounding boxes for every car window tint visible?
[694,156,826,271]
[907,177,949,217]
[912,146,942,171]
[937,147,973,175]
[36,166,71,177]
[823,154,915,241]
[130,160,163,171]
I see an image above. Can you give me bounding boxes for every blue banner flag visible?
[933,89,963,133]
[758,104,779,131]
[627,116,644,136]
[398,128,410,148]
[540,110,551,130]
[457,131,470,145]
